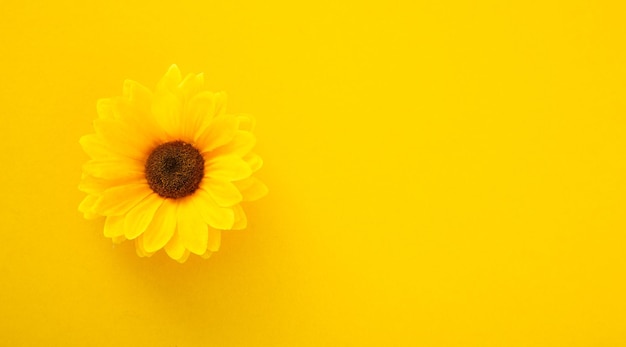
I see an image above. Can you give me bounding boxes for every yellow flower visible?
[79,65,267,262]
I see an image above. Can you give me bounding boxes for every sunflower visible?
[79,65,267,262]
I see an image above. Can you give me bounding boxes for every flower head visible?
[79,65,267,262]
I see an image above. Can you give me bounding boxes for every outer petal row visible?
[99,195,225,261]
[234,177,268,202]
[195,115,239,153]
[142,199,177,253]
[205,155,252,181]
[191,188,235,230]
[93,183,152,216]
[177,198,209,255]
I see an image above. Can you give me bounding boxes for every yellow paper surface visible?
[1,0,626,345]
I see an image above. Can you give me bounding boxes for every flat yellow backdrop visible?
[1,0,626,345]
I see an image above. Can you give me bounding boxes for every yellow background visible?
[1,0,626,345]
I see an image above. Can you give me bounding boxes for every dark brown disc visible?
[145,141,205,199]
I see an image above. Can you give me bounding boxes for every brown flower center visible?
[145,141,205,199]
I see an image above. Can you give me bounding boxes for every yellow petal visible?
[234,177,268,202]
[236,114,256,132]
[93,119,152,160]
[183,91,217,141]
[195,115,239,153]
[79,174,144,194]
[80,134,119,160]
[78,174,101,194]
[122,79,153,114]
[123,193,164,240]
[156,64,183,93]
[177,72,204,98]
[177,198,209,255]
[143,199,178,253]
[212,131,256,157]
[203,179,242,207]
[200,250,213,259]
[151,66,183,140]
[192,188,235,230]
[152,89,182,141]
[103,215,125,238]
[93,183,152,216]
[177,73,207,141]
[207,228,221,252]
[178,250,191,263]
[205,155,252,181]
[81,130,147,163]
[78,194,100,220]
[97,98,117,120]
[243,153,263,173]
[164,230,186,261]
[232,204,247,230]
[214,92,228,117]
[115,98,167,145]
[135,235,155,258]
[82,159,144,181]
